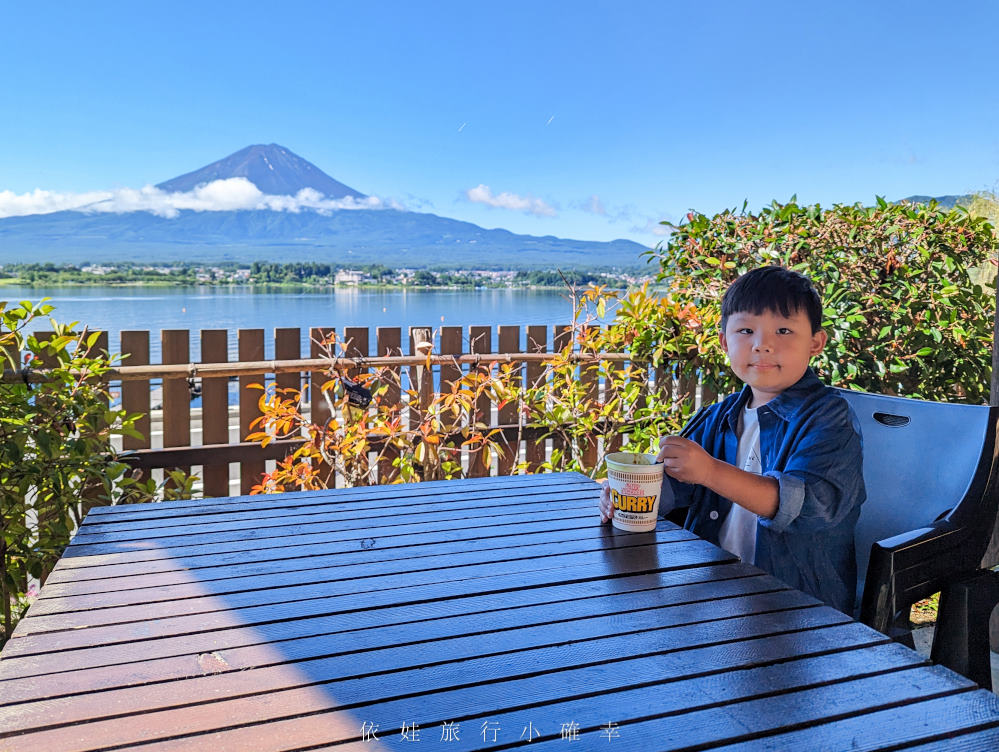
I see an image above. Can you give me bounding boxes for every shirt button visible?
[709,511,719,520]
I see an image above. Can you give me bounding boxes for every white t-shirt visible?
[717,404,761,563]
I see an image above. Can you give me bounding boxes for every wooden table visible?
[3,471,999,751]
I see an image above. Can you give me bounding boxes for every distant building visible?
[335,270,364,285]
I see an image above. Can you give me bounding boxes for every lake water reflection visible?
[3,285,581,360]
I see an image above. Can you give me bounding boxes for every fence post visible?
[679,366,697,410]
[580,325,598,470]
[605,334,625,456]
[551,325,572,464]
[439,326,463,476]
[162,330,191,480]
[79,330,109,518]
[274,328,302,393]
[497,325,520,475]
[376,327,402,482]
[200,330,229,497]
[121,331,151,485]
[238,329,265,495]
[408,327,434,429]
[467,325,492,477]
[525,325,548,472]
[310,326,335,487]
[344,326,370,485]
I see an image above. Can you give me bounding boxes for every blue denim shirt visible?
[663,368,866,614]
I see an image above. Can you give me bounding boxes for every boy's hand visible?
[656,436,718,486]
[598,479,614,523]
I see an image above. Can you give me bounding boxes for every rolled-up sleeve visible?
[763,472,805,532]
[758,398,865,535]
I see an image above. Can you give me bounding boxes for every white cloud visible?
[465,184,556,217]
[0,178,385,219]
[631,218,672,237]
[572,195,642,226]
[394,193,437,212]
[581,195,607,216]
[0,188,115,216]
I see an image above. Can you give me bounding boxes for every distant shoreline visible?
[0,279,612,291]
[0,262,653,292]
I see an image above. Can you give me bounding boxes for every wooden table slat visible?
[67,481,601,542]
[2,564,764,680]
[4,554,751,660]
[33,527,698,611]
[80,468,592,519]
[45,504,607,582]
[41,509,647,594]
[1,599,844,736]
[4,561,762,678]
[452,667,977,752]
[79,473,595,534]
[694,680,999,752]
[59,490,606,562]
[13,536,735,637]
[896,724,999,752]
[2,635,919,750]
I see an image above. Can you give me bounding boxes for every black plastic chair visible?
[839,388,999,688]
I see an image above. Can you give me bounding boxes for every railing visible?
[6,323,711,497]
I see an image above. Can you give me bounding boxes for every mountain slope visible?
[156,144,366,199]
[899,194,971,209]
[0,208,649,269]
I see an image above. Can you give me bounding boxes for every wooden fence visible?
[9,323,710,498]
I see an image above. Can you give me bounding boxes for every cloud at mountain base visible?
[465,184,556,217]
[0,178,385,219]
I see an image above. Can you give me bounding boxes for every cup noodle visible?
[606,452,668,532]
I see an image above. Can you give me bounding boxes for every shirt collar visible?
[724,367,825,430]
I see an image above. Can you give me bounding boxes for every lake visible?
[2,285,584,360]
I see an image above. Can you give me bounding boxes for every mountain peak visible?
[156,144,366,199]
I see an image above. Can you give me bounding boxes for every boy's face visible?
[720,307,827,407]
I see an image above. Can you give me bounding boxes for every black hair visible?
[721,266,823,334]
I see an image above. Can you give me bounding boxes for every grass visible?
[910,591,940,627]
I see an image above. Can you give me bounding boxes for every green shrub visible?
[0,300,192,647]
[644,197,998,402]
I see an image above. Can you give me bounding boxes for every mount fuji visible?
[0,144,649,269]
[155,144,367,200]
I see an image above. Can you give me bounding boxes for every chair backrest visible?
[836,389,991,607]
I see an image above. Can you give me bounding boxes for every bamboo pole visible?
[3,352,632,382]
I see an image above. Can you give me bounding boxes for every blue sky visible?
[1,1,997,245]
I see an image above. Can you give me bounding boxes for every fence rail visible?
[6,323,707,497]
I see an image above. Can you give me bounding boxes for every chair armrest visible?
[860,520,980,634]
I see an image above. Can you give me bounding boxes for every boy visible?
[599,266,865,614]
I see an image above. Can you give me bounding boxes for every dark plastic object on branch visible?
[342,375,372,408]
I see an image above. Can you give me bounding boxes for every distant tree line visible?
[1,263,197,285]
[1,261,637,289]
[513,270,605,287]
[248,262,393,283]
